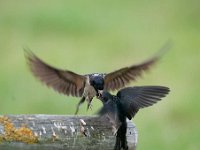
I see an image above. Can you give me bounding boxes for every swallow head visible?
[89,74,104,92]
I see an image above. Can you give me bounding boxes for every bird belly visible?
[83,85,97,102]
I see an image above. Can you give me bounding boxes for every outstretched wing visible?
[25,50,86,97]
[104,42,172,91]
[117,86,170,120]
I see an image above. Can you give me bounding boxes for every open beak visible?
[97,90,103,99]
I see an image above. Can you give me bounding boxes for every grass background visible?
[0,0,199,149]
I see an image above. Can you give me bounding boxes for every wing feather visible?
[104,43,172,91]
[117,86,170,120]
[25,50,86,97]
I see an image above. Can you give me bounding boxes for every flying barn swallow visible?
[24,43,170,114]
[98,86,170,150]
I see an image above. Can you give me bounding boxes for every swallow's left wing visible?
[104,42,171,91]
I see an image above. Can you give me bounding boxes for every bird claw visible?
[75,97,86,115]
[87,103,93,111]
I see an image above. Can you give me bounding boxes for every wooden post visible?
[0,115,137,150]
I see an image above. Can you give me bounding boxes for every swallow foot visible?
[75,97,86,115]
[87,103,93,111]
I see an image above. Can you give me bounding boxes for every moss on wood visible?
[0,116,38,144]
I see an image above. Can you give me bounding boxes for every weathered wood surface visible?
[0,115,137,150]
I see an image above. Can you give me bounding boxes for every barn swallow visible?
[98,86,170,150]
[24,43,171,114]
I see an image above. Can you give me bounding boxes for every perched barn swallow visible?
[98,86,170,150]
[25,43,170,114]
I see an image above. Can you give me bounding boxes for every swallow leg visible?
[87,103,92,111]
[75,97,86,115]
[86,98,93,111]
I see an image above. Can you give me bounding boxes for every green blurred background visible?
[0,0,199,149]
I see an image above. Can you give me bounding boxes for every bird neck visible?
[101,91,114,103]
